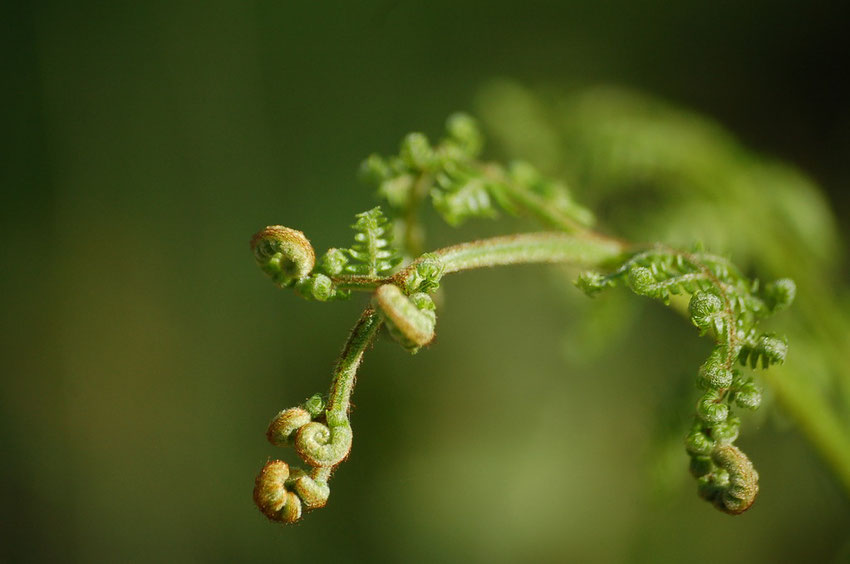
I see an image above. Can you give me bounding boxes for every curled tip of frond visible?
[295,421,353,468]
[575,271,614,297]
[303,394,326,418]
[251,226,316,288]
[254,460,303,524]
[446,112,484,156]
[733,382,762,410]
[318,248,349,276]
[697,348,734,390]
[289,468,331,510]
[400,132,436,170]
[373,284,437,353]
[400,253,445,294]
[626,266,657,297]
[296,273,340,302]
[697,445,759,515]
[739,333,788,368]
[266,407,312,447]
[689,291,723,329]
[763,278,796,312]
[697,389,729,424]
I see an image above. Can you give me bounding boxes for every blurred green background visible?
[3,1,849,562]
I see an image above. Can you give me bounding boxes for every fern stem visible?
[425,232,626,274]
[326,308,384,426]
[331,232,627,292]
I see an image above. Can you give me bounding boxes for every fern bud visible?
[689,291,723,331]
[756,334,787,367]
[710,414,741,445]
[626,266,656,297]
[739,332,788,368]
[289,468,331,509]
[303,394,326,418]
[446,112,483,157]
[296,273,338,302]
[699,446,759,515]
[400,132,435,170]
[697,349,734,389]
[319,248,349,276]
[575,271,613,297]
[734,382,762,410]
[401,253,445,294]
[373,284,436,353]
[267,407,312,447]
[685,427,715,456]
[254,460,303,524]
[359,153,392,185]
[763,278,796,312]
[251,226,315,288]
[295,421,353,468]
[697,389,729,423]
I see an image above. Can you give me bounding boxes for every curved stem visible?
[412,232,627,275]
[333,232,628,293]
[326,308,384,426]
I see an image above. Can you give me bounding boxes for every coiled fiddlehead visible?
[294,422,353,468]
[251,226,315,288]
[696,445,760,515]
[252,307,383,523]
[373,284,436,353]
[253,460,303,524]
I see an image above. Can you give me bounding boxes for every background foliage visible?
[3,1,849,562]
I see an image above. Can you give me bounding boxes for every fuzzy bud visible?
[266,407,312,447]
[373,284,436,353]
[253,460,303,524]
[251,226,315,288]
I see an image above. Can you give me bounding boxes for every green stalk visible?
[334,232,628,292]
[326,308,384,426]
[427,232,626,274]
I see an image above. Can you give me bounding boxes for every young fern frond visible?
[345,207,402,277]
[360,113,595,256]
[251,113,796,524]
[577,246,794,514]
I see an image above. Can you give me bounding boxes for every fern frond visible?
[344,207,402,277]
[576,243,794,514]
[738,332,788,368]
[430,172,498,226]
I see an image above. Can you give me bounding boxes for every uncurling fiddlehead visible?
[251,114,796,524]
[373,284,436,353]
[577,245,794,514]
[251,226,315,288]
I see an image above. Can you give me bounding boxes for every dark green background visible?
[3,2,849,562]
